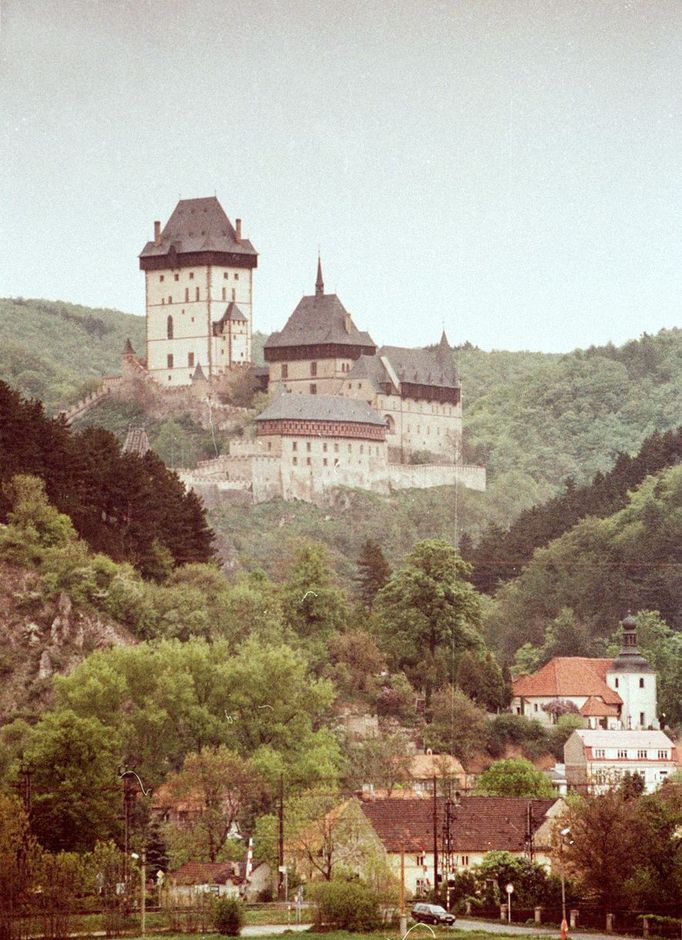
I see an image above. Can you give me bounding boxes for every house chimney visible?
[154,220,161,246]
[235,218,242,242]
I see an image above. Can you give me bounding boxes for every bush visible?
[214,896,243,936]
[312,879,380,931]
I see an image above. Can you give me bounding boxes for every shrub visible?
[312,879,380,931]
[214,896,243,936]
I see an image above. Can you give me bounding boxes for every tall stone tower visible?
[139,197,257,386]
[606,613,658,729]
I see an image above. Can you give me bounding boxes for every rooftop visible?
[360,795,559,853]
[574,729,675,749]
[140,197,257,260]
[513,657,622,705]
[256,393,387,428]
[264,292,376,351]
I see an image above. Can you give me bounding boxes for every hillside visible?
[4,297,682,537]
[0,297,146,411]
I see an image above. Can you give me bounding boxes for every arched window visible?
[167,315,174,339]
[384,414,395,433]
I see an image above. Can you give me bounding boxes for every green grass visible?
[119,930,555,940]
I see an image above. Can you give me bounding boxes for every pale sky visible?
[0,0,680,352]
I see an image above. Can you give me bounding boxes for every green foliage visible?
[214,896,243,935]
[474,758,555,798]
[0,297,145,412]
[472,850,559,908]
[456,651,511,711]
[372,539,483,709]
[422,686,488,761]
[280,542,350,654]
[311,878,380,931]
[342,724,413,795]
[354,538,390,609]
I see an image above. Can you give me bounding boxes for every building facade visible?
[139,197,257,386]
[564,729,677,794]
[512,615,658,731]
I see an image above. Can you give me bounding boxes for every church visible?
[133,196,485,503]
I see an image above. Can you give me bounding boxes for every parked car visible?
[411,902,456,926]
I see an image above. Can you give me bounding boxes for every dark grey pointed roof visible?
[256,393,386,427]
[265,293,376,352]
[212,303,248,335]
[123,337,136,356]
[192,362,207,381]
[346,354,397,392]
[378,343,460,389]
[139,197,257,261]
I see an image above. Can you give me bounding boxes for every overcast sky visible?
[0,0,679,352]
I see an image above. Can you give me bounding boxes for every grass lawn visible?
[120,930,554,940]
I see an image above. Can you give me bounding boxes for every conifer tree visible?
[355,538,390,609]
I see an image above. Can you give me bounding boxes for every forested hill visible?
[4,296,682,534]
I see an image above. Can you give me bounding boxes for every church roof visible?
[265,293,376,351]
[139,197,257,260]
[378,344,460,390]
[513,657,622,705]
[256,393,386,427]
[212,303,248,334]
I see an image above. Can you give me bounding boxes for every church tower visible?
[606,613,657,729]
[139,197,257,386]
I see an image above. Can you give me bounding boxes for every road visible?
[243,918,636,940]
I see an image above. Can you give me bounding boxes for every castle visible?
[120,196,485,503]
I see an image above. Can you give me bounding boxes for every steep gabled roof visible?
[513,658,622,705]
[346,354,397,392]
[139,197,257,260]
[378,344,460,390]
[265,293,376,351]
[256,393,386,428]
[213,303,248,334]
[360,796,559,853]
[579,696,620,717]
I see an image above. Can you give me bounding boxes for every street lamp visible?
[559,827,571,939]
[131,852,146,937]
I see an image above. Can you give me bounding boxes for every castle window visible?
[292,442,297,452]
[306,457,311,466]
[167,315,174,339]
[639,678,645,688]
[222,287,226,301]
[360,444,364,454]
[167,375,171,381]
[281,364,288,379]
[188,352,194,368]
[234,273,239,280]
[310,362,318,377]
[161,298,165,304]
[618,749,628,758]
[334,443,339,453]
[615,678,619,688]
[306,442,311,452]
[323,443,328,452]
[348,444,352,452]
[310,383,317,395]
[168,295,172,304]
[640,712,645,726]
[174,273,179,282]
[323,458,328,466]
[190,272,194,279]
[195,287,200,300]
[185,287,189,302]
[292,456,297,466]
[224,271,229,279]
[232,288,236,301]
[267,442,272,451]
[167,354,174,368]
[160,275,165,282]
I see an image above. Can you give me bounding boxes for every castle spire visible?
[315,255,324,298]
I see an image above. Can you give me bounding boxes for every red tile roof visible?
[360,796,558,853]
[513,658,622,705]
[579,696,620,717]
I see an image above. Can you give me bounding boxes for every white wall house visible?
[564,729,677,794]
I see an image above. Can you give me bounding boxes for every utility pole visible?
[400,848,407,935]
[278,773,285,901]
[432,776,439,902]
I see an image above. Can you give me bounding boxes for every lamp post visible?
[131,851,146,937]
[559,826,571,940]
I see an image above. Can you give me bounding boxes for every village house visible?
[359,795,564,896]
[564,728,677,794]
[512,614,658,730]
[168,859,272,902]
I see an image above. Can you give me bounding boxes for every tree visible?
[354,539,390,609]
[161,745,267,864]
[473,850,557,908]
[423,686,489,762]
[0,794,42,940]
[474,758,555,798]
[373,540,483,711]
[343,724,413,795]
[456,651,510,711]
[23,710,122,852]
[325,629,384,697]
[280,543,349,644]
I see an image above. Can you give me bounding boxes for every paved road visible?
[455,917,634,940]
[243,919,636,940]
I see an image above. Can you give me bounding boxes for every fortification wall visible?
[384,463,486,492]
